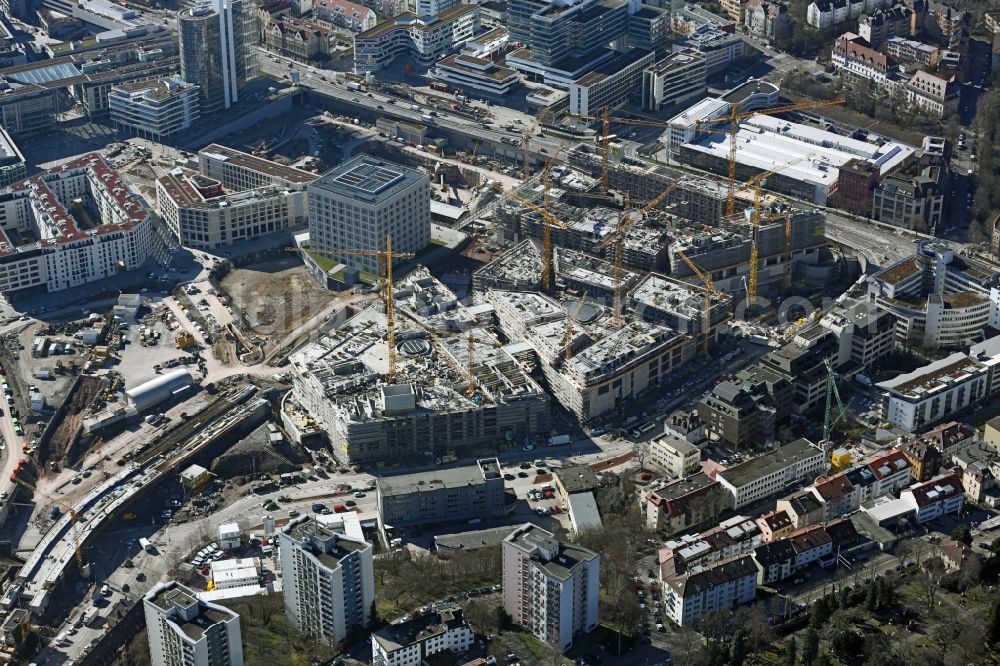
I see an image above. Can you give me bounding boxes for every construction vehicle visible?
[577,97,844,215]
[286,237,414,383]
[676,249,726,357]
[11,476,85,569]
[176,333,196,349]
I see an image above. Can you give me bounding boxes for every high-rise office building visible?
[506,0,630,83]
[415,0,457,18]
[502,524,600,651]
[278,516,375,646]
[143,581,244,666]
[179,0,258,115]
[307,155,430,275]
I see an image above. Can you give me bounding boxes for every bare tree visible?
[917,558,946,612]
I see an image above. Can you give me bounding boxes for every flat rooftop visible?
[878,352,984,398]
[356,4,477,39]
[506,524,598,580]
[309,155,425,202]
[201,143,316,184]
[378,460,494,497]
[438,54,518,82]
[718,438,819,488]
[574,47,652,87]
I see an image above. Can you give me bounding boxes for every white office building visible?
[108,75,200,142]
[278,516,374,646]
[716,439,825,508]
[143,581,244,666]
[502,524,599,651]
[641,48,707,113]
[306,155,430,276]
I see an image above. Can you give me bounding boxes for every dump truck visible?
[176,333,195,349]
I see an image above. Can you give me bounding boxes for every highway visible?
[257,52,568,159]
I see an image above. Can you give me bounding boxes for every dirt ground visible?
[219,259,337,352]
[48,375,104,463]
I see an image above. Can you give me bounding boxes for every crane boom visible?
[579,96,845,216]
[286,238,414,382]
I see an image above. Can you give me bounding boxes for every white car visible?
[354,491,366,498]
[522,444,534,451]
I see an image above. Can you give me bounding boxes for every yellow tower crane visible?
[286,236,414,382]
[597,180,682,327]
[675,249,726,357]
[560,294,588,360]
[744,155,812,310]
[522,115,541,183]
[11,476,84,569]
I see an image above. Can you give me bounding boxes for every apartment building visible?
[885,36,939,66]
[716,439,825,508]
[659,516,762,574]
[753,540,796,584]
[641,49,706,113]
[897,437,943,481]
[0,153,152,294]
[698,364,792,448]
[904,70,959,118]
[376,458,507,529]
[863,449,915,495]
[743,0,790,41]
[315,0,376,32]
[643,473,729,534]
[776,491,825,529]
[353,5,479,73]
[901,472,965,523]
[143,582,244,666]
[661,555,758,626]
[648,435,701,478]
[278,517,374,646]
[371,605,474,666]
[831,32,895,87]
[858,3,914,50]
[879,352,988,432]
[502,524,600,651]
[306,155,430,275]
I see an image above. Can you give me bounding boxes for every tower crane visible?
[821,358,848,467]
[285,236,414,383]
[597,180,681,327]
[11,476,84,569]
[675,248,726,357]
[578,96,844,215]
[745,154,812,311]
[522,116,540,183]
[560,294,588,360]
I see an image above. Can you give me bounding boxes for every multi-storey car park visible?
[287,268,551,466]
[0,153,152,294]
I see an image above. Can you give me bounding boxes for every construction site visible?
[286,267,552,467]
